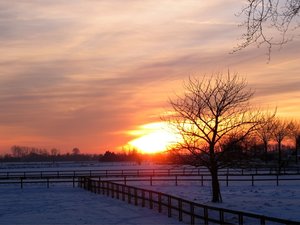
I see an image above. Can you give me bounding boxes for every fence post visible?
[116,184,120,199]
[219,210,224,224]
[158,193,162,213]
[204,206,208,225]
[226,174,229,187]
[134,188,138,206]
[102,182,105,195]
[190,203,195,225]
[175,175,178,186]
[276,175,279,186]
[201,175,203,186]
[168,196,171,218]
[178,199,183,221]
[106,182,109,196]
[122,185,125,201]
[252,175,254,186]
[124,176,127,185]
[128,187,131,204]
[111,183,115,198]
[260,217,266,225]
[78,177,81,188]
[142,190,145,207]
[150,176,153,186]
[47,178,49,188]
[149,192,153,209]
[93,180,96,193]
[97,180,100,194]
[20,178,23,189]
[238,213,244,225]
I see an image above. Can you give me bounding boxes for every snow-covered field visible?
[0,184,182,225]
[0,161,170,172]
[1,162,300,224]
[133,181,300,221]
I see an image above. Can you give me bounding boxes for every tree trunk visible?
[210,165,222,203]
[263,140,268,163]
[296,136,300,164]
[278,140,282,173]
[278,141,282,166]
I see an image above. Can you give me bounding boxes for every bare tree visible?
[256,113,276,161]
[236,0,300,57]
[167,73,263,202]
[272,118,293,167]
[50,148,60,156]
[72,147,80,155]
[289,120,300,163]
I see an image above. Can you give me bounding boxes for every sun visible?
[127,122,179,154]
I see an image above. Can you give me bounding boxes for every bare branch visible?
[235,0,300,59]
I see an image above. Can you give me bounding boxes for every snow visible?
[0,161,168,172]
[1,162,300,224]
[0,184,182,225]
[131,180,300,221]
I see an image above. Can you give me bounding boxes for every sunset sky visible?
[0,1,299,154]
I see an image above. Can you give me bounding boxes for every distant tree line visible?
[0,146,149,164]
[0,146,99,163]
[169,113,300,167]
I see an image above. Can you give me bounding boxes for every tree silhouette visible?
[256,113,276,162]
[167,72,264,202]
[272,119,293,168]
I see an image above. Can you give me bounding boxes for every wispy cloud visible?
[0,0,299,153]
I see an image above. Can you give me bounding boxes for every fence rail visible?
[1,166,300,180]
[103,174,300,187]
[78,177,299,225]
[1,173,300,188]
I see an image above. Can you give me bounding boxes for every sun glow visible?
[128,122,180,154]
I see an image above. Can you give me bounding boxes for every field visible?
[0,162,299,224]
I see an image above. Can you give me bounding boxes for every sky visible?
[0,0,299,154]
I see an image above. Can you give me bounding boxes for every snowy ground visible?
[1,162,300,224]
[131,180,300,221]
[0,161,170,172]
[0,184,182,225]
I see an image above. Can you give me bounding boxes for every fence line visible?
[103,174,300,187]
[1,166,300,180]
[1,173,300,188]
[78,177,299,225]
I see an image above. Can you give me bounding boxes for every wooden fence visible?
[102,174,300,187]
[1,166,300,180]
[1,173,300,189]
[78,177,299,225]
